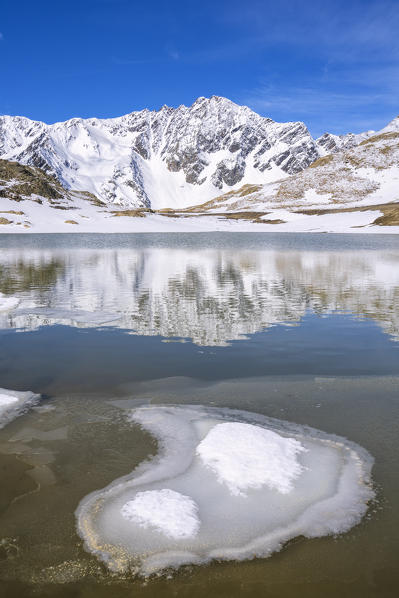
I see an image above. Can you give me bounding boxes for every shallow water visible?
[0,233,398,597]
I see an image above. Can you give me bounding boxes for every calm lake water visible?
[0,232,398,597]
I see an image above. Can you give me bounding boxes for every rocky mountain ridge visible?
[0,96,374,210]
[185,117,399,220]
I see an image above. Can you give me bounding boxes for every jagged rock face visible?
[202,125,399,215]
[316,131,374,155]
[0,97,324,209]
[316,115,399,156]
[0,159,65,202]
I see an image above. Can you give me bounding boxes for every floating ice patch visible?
[0,394,18,409]
[76,405,374,576]
[14,308,120,327]
[0,388,40,429]
[0,293,20,312]
[196,422,305,495]
[121,489,200,539]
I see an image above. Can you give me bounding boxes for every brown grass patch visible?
[72,190,106,206]
[309,155,334,169]
[222,211,265,220]
[261,219,286,224]
[360,131,399,145]
[110,209,149,218]
[371,204,399,226]
[222,212,285,224]
[174,184,263,214]
[0,210,24,215]
[50,205,75,210]
[296,201,399,226]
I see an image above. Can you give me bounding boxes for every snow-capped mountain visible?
[1,98,397,232]
[0,96,324,209]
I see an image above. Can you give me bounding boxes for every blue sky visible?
[1,0,398,136]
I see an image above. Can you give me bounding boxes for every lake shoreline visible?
[1,212,399,235]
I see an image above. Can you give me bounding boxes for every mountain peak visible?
[0,98,324,210]
[190,95,239,109]
[378,115,399,134]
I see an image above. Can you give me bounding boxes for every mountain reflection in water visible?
[1,245,399,346]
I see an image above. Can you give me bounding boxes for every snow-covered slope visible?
[0,158,111,230]
[190,117,399,226]
[0,97,323,209]
[378,115,399,134]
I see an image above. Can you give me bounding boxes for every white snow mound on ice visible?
[196,422,306,495]
[121,489,200,539]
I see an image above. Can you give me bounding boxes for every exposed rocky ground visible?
[0,159,109,229]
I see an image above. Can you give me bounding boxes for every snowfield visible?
[0,200,397,233]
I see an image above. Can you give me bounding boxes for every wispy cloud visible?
[167,47,180,61]
[231,0,399,136]
[220,0,399,60]
[241,71,399,137]
[0,32,4,41]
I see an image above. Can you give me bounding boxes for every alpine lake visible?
[0,232,398,598]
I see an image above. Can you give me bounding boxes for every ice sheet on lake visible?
[0,388,40,429]
[76,405,374,576]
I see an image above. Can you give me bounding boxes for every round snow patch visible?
[196,422,306,495]
[121,489,200,539]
